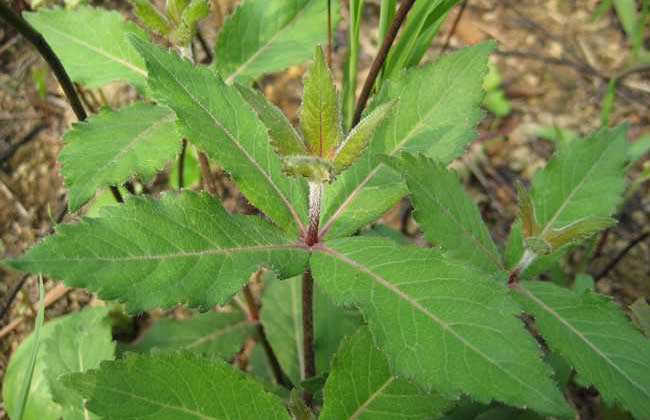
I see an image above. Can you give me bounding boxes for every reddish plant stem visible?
[242,284,293,389]
[351,0,416,126]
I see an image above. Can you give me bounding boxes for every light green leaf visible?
[215,0,339,84]
[24,6,148,89]
[2,308,111,420]
[300,46,342,159]
[509,126,629,266]
[7,192,309,312]
[320,327,451,420]
[320,43,493,239]
[130,0,172,36]
[131,37,309,235]
[283,155,335,183]
[234,84,306,157]
[44,307,115,420]
[172,0,209,45]
[513,281,650,419]
[386,153,504,275]
[261,275,361,385]
[62,352,292,420]
[342,0,364,129]
[334,102,394,174]
[531,125,628,237]
[60,102,178,212]
[311,238,572,417]
[127,311,251,358]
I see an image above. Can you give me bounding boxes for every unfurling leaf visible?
[283,156,335,183]
[333,101,394,173]
[300,46,342,159]
[320,327,451,420]
[62,352,292,420]
[513,281,650,419]
[171,0,209,45]
[7,192,309,312]
[130,0,172,35]
[542,216,616,251]
[234,83,306,156]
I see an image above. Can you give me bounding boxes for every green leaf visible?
[342,0,364,129]
[300,46,342,159]
[8,192,309,312]
[131,37,309,235]
[334,102,394,174]
[215,0,339,84]
[2,308,111,420]
[234,84,306,157]
[130,0,172,35]
[12,277,44,420]
[386,153,504,275]
[60,103,178,212]
[311,238,572,417]
[44,307,115,420]
[531,125,628,237]
[62,352,292,420]
[261,275,361,385]
[24,6,149,89]
[172,0,209,45]
[320,43,493,239]
[513,281,650,419]
[509,126,629,266]
[127,310,251,358]
[320,327,451,420]
[289,389,317,420]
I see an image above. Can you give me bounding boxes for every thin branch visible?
[0,0,86,121]
[198,151,219,195]
[178,139,188,189]
[0,123,47,167]
[0,274,29,320]
[352,0,416,126]
[195,28,213,64]
[440,0,468,53]
[242,283,293,389]
[595,231,650,280]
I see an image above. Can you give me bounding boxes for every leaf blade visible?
[320,327,451,420]
[513,281,650,419]
[8,192,309,312]
[61,103,178,212]
[62,352,292,420]
[24,6,148,89]
[311,238,572,417]
[215,0,338,84]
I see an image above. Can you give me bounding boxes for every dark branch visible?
[595,231,650,281]
[441,0,468,53]
[351,0,416,127]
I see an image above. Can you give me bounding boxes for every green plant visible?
[2,0,650,419]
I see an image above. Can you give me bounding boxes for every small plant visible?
[2,0,650,419]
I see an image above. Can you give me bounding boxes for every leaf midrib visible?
[186,320,249,349]
[19,243,304,264]
[145,49,307,234]
[516,284,650,398]
[320,52,482,237]
[318,245,565,411]
[348,376,395,420]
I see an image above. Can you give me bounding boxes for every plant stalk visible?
[242,284,293,389]
[302,182,322,405]
[351,0,416,126]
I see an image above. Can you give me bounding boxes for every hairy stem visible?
[302,182,323,405]
[508,249,536,286]
[352,0,416,126]
[242,283,293,389]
